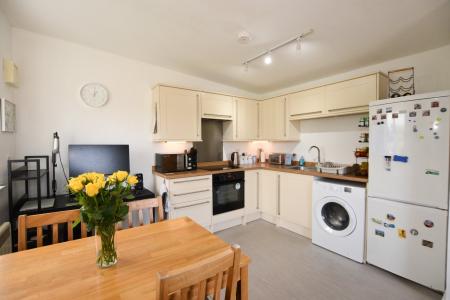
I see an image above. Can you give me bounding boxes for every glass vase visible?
[95,224,118,268]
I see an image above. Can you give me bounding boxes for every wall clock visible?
[80,83,109,107]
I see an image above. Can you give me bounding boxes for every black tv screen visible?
[68,145,130,177]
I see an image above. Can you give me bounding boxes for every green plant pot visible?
[95,224,117,268]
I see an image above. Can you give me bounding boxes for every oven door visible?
[213,180,245,215]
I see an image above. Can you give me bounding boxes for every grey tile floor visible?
[216,220,442,300]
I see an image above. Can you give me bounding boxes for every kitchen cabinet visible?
[259,170,279,224]
[152,85,201,141]
[244,170,261,222]
[201,92,234,120]
[259,97,300,141]
[287,87,326,120]
[279,172,313,238]
[324,73,388,116]
[154,175,212,230]
[224,98,259,141]
[286,72,388,120]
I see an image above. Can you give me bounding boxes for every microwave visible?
[269,153,286,165]
[155,153,187,173]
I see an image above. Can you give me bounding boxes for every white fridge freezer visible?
[368,93,449,209]
[367,197,447,291]
[367,91,450,291]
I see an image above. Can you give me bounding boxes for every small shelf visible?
[11,168,49,181]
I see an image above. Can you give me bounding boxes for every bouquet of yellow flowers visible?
[67,170,138,268]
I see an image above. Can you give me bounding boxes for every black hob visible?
[199,165,240,171]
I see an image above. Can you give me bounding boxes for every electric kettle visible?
[230,152,240,167]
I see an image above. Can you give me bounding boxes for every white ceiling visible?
[1,0,449,93]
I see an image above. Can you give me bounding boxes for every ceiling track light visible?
[242,28,313,70]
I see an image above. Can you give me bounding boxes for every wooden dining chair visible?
[17,209,87,251]
[119,196,165,229]
[156,244,241,300]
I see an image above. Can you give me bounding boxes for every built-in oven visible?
[212,171,245,215]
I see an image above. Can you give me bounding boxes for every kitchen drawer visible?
[170,189,212,205]
[171,199,212,228]
[169,175,212,194]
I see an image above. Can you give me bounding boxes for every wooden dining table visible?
[0,217,250,299]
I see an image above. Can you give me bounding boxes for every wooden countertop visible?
[153,163,368,183]
[0,217,250,299]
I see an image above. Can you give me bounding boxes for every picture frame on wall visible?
[0,98,16,132]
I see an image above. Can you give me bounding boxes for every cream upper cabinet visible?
[260,97,300,141]
[223,97,259,141]
[236,98,259,140]
[152,85,201,142]
[325,73,387,116]
[279,172,313,238]
[201,92,234,120]
[287,87,326,120]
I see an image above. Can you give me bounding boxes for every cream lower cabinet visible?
[152,85,201,141]
[259,170,279,224]
[154,175,212,230]
[259,97,300,141]
[244,170,261,222]
[279,172,313,238]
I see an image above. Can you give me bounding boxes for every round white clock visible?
[80,83,109,107]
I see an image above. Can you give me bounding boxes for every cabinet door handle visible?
[173,189,211,197]
[257,102,260,139]
[173,200,210,209]
[328,105,367,112]
[202,113,232,119]
[290,111,322,117]
[197,94,201,137]
[235,100,238,139]
[277,174,281,215]
[173,177,210,184]
[283,98,287,137]
[256,172,260,210]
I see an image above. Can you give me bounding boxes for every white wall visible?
[11,28,257,194]
[0,10,15,223]
[225,44,450,164]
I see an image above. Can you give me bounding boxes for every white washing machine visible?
[312,178,367,263]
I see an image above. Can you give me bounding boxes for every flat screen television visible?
[68,144,130,177]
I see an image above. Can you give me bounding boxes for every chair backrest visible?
[17,209,87,251]
[119,196,164,229]
[156,244,241,300]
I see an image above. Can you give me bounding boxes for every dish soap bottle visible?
[299,155,305,167]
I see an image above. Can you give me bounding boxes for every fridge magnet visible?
[434,136,440,140]
[440,108,447,113]
[412,125,418,132]
[431,101,439,108]
[409,112,416,117]
[397,229,406,239]
[436,117,442,122]
[388,67,415,98]
[386,107,393,113]
[392,113,398,119]
[386,213,396,221]
[422,110,430,117]
[371,218,382,225]
[414,104,422,110]
[0,98,16,132]
[424,220,434,228]
[422,240,433,248]
[410,229,419,236]
[419,135,424,140]
[384,223,395,229]
[372,115,377,121]
[381,114,387,120]
[375,229,385,237]
[425,169,439,176]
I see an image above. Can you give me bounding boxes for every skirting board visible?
[278,219,312,239]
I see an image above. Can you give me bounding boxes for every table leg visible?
[238,265,249,300]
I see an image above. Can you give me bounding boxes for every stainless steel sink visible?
[287,165,318,171]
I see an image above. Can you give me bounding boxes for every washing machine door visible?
[314,196,357,237]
